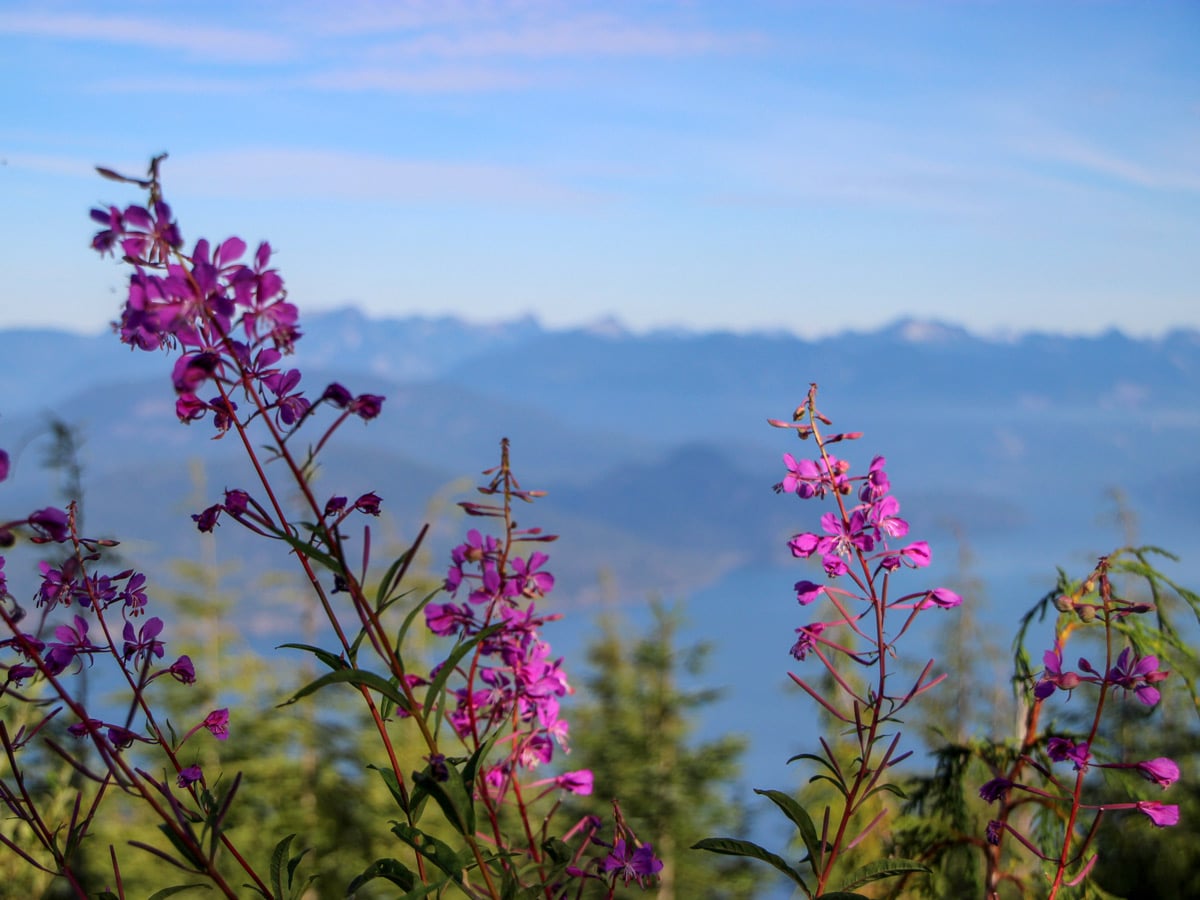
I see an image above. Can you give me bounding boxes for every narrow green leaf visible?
[422,625,502,720]
[286,848,314,899]
[837,858,930,892]
[154,823,207,870]
[276,530,342,573]
[396,588,441,649]
[277,667,414,716]
[347,858,417,894]
[367,764,411,815]
[809,773,850,798]
[390,822,466,885]
[412,764,473,836]
[691,838,810,894]
[789,752,848,789]
[277,642,347,673]
[864,782,907,801]
[754,789,822,870]
[270,833,296,898]
[147,886,212,899]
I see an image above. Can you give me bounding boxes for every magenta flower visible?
[985,820,1003,845]
[557,769,594,795]
[1106,647,1168,706]
[349,393,384,420]
[202,708,230,740]
[122,616,165,662]
[354,492,382,515]
[177,765,204,788]
[1136,757,1181,789]
[167,655,196,684]
[920,587,963,609]
[793,580,826,606]
[1137,801,1180,827]
[789,622,827,661]
[868,494,908,539]
[1047,737,1090,771]
[602,839,664,887]
[860,455,890,501]
[1035,648,1082,700]
[27,507,70,543]
[979,777,1014,803]
[510,552,554,598]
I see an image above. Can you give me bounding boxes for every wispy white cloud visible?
[168,147,594,206]
[370,15,764,59]
[304,64,532,93]
[1020,130,1200,193]
[0,10,296,63]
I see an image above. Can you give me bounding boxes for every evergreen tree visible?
[566,602,764,899]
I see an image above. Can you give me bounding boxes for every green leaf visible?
[541,837,571,865]
[396,588,441,649]
[277,642,348,673]
[270,833,297,898]
[809,773,850,798]
[691,838,810,893]
[864,782,907,801]
[413,762,474,836]
[754,789,822,870]
[836,858,930,892]
[286,848,314,899]
[390,822,466,885]
[368,763,413,816]
[278,667,414,716]
[346,858,417,894]
[276,529,342,574]
[153,822,207,871]
[422,625,502,720]
[147,886,212,899]
[789,751,844,779]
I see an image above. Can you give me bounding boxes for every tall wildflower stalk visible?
[0,157,659,898]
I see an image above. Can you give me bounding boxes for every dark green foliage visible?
[566,602,765,899]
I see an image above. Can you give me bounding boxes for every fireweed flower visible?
[1046,737,1091,771]
[27,507,70,543]
[1035,648,1083,700]
[1137,801,1180,827]
[979,777,1014,803]
[556,769,594,795]
[177,765,204,788]
[1136,757,1181,789]
[46,615,100,674]
[986,820,1003,846]
[122,616,166,663]
[202,708,230,740]
[602,839,664,887]
[166,655,196,684]
[779,453,849,498]
[790,622,827,661]
[1104,647,1168,706]
[793,580,826,606]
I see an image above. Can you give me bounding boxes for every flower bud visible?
[1054,594,1074,613]
[1076,603,1097,623]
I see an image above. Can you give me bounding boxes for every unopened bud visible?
[1054,594,1074,613]
[1076,603,1098,624]
[1081,578,1096,595]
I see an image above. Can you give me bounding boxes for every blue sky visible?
[2,0,1197,337]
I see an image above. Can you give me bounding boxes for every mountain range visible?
[4,308,1198,868]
